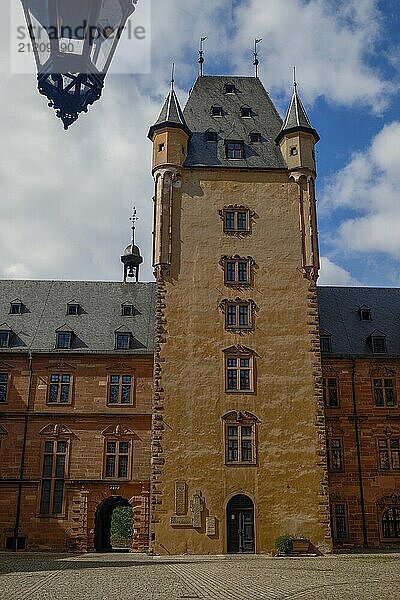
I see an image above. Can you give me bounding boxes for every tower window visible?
[205,130,217,142]
[211,106,223,117]
[225,349,255,393]
[55,331,72,349]
[115,332,131,350]
[0,373,9,403]
[226,140,244,159]
[108,374,133,405]
[158,143,165,152]
[290,146,298,156]
[373,378,396,407]
[67,303,80,316]
[240,106,252,118]
[323,378,339,408]
[222,256,252,286]
[224,83,236,94]
[222,300,255,331]
[48,374,72,404]
[327,438,343,471]
[40,440,68,515]
[222,207,250,233]
[249,132,261,143]
[104,440,130,479]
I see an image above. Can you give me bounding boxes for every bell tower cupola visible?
[121,207,143,282]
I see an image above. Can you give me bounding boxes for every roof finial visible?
[293,65,297,92]
[253,38,262,78]
[171,63,175,90]
[129,206,138,247]
[199,37,207,77]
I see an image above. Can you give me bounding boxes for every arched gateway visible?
[226,494,255,554]
[94,496,131,552]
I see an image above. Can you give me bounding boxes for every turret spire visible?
[148,81,191,140]
[275,72,319,144]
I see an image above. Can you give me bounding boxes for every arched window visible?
[382,507,400,538]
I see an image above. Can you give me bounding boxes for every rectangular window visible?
[332,503,347,540]
[372,337,386,354]
[48,374,71,404]
[122,304,134,316]
[226,424,255,464]
[373,379,396,407]
[225,302,251,330]
[67,304,79,315]
[378,438,400,471]
[104,440,130,479]
[40,440,67,515]
[226,141,244,159]
[115,333,131,350]
[56,332,72,349]
[323,378,339,407]
[223,209,250,233]
[320,336,331,353]
[224,259,251,286]
[327,438,343,471]
[108,375,133,405]
[0,373,9,403]
[10,303,23,314]
[225,354,254,392]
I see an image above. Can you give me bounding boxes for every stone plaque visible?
[170,516,193,526]
[190,490,204,528]
[206,516,216,536]
[175,481,186,516]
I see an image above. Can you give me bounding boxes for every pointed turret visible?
[276,78,319,175]
[148,84,191,173]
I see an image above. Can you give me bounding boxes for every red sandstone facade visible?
[0,353,152,552]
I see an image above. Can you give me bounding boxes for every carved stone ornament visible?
[190,490,205,528]
[101,425,137,438]
[369,366,396,378]
[39,423,74,437]
[377,493,400,509]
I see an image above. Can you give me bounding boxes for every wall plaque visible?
[170,516,193,526]
[175,481,186,515]
[206,516,216,536]
[190,490,204,528]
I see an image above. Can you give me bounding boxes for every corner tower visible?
[149,75,331,555]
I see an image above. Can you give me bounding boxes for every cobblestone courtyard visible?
[1,552,399,600]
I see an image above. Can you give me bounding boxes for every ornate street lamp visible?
[20,0,138,129]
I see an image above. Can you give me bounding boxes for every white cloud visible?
[318,257,360,286]
[321,122,400,258]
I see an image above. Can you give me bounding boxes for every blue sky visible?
[0,0,399,286]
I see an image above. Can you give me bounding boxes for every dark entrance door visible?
[226,494,255,553]
[94,496,131,552]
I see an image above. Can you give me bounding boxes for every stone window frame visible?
[47,373,73,405]
[330,502,349,541]
[323,377,340,408]
[373,378,396,407]
[103,438,132,480]
[223,345,255,394]
[107,373,135,406]
[219,205,254,235]
[219,298,256,332]
[327,437,344,472]
[377,437,400,471]
[381,506,400,539]
[222,411,258,466]
[39,438,70,517]
[220,255,255,288]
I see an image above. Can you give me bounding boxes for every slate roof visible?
[0,281,155,354]
[148,88,191,139]
[182,76,287,170]
[318,286,400,357]
[276,88,319,144]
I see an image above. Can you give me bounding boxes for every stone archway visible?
[94,496,131,552]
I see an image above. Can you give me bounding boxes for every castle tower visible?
[149,75,331,555]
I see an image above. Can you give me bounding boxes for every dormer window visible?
[224,83,236,94]
[55,331,72,349]
[359,306,372,321]
[226,140,244,159]
[0,330,11,348]
[205,129,217,142]
[211,106,223,117]
[10,300,23,315]
[320,334,332,353]
[121,304,135,317]
[249,132,261,143]
[115,332,131,350]
[240,106,252,118]
[369,333,387,354]
[67,303,80,316]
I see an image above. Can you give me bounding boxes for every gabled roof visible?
[182,76,287,170]
[0,281,155,354]
[318,287,400,356]
[276,88,319,144]
[148,88,191,139]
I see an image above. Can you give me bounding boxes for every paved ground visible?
[0,552,399,600]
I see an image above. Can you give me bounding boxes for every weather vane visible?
[253,38,262,78]
[199,37,207,77]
